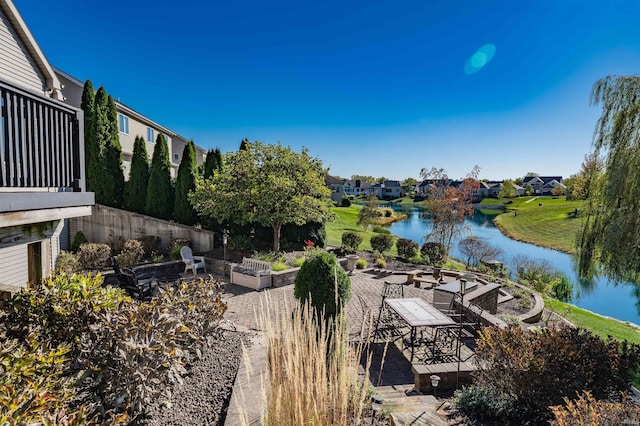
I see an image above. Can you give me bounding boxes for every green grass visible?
[486,196,584,253]
[326,205,398,255]
[544,297,640,345]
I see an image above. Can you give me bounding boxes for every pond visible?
[386,204,640,326]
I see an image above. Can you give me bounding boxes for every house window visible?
[147,127,154,142]
[118,114,129,134]
[174,153,179,161]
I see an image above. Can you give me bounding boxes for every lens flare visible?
[464,44,496,75]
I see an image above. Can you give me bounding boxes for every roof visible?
[325,174,343,185]
[523,176,563,185]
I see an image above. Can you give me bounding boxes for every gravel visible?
[139,330,250,426]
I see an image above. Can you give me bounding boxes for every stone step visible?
[375,385,450,425]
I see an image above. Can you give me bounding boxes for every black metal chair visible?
[373,281,406,342]
[111,257,157,301]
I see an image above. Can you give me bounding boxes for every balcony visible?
[0,77,94,226]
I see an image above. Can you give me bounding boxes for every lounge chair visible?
[180,246,206,276]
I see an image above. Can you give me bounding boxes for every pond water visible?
[386,205,640,325]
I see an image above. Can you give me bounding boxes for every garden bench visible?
[230,257,272,290]
[413,276,440,289]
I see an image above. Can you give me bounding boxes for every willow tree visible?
[191,141,335,251]
[577,75,640,282]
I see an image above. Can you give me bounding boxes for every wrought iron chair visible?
[419,325,460,364]
[111,257,157,301]
[373,281,406,342]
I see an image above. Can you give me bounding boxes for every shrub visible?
[372,226,391,234]
[375,257,386,269]
[107,234,125,254]
[453,385,515,421]
[138,235,162,257]
[228,234,254,250]
[341,231,362,253]
[550,391,640,426]
[70,231,87,252]
[340,198,351,207]
[356,258,367,269]
[552,275,573,302]
[397,238,418,260]
[370,234,393,254]
[420,242,447,265]
[169,237,191,251]
[294,251,352,320]
[116,239,145,267]
[293,256,305,267]
[470,325,640,421]
[272,261,288,271]
[382,208,393,217]
[55,251,79,274]
[77,243,111,270]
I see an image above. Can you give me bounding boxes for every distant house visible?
[54,68,207,179]
[369,180,405,200]
[0,0,94,289]
[522,176,565,195]
[325,175,344,202]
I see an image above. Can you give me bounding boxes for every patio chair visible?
[111,257,157,301]
[180,246,206,276]
[373,282,407,342]
[419,325,460,364]
[357,295,374,341]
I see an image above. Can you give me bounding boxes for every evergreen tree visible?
[214,147,223,171]
[174,141,199,225]
[124,136,149,213]
[81,80,98,193]
[92,87,110,203]
[146,134,174,220]
[104,95,125,207]
[239,138,250,151]
[203,149,217,179]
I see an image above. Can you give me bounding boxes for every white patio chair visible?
[180,246,206,276]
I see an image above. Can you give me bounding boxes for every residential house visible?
[325,174,344,202]
[54,68,207,179]
[521,176,565,195]
[0,0,94,289]
[369,180,405,200]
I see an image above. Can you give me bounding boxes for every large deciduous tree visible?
[499,179,517,198]
[191,141,335,251]
[459,236,502,267]
[146,134,174,220]
[174,140,199,225]
[124,136,149,213]
[578,75,640,282]
[357,195,379,230]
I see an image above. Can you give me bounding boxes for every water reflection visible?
[384,204,640,325]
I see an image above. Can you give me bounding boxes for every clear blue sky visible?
[17,0,640,181]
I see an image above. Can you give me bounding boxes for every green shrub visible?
[341,231,362,253]
[356,258,367,269]
[70,231,87,253]
[229,234,254,250]
[272,261,288,271]
[169,238,191,252]
[370,234,393,254]
[293,256,305,267]
[340,198,351,207]
[254,251,285,263]
[454,385,515,421]
[396,238,418,260]
[382,208,393,217]
[77,243,111,270]
[55,251,79,274]
[420,242,447,265]
[552,275,573,302]
[372,226,390,234]
[375,257,386,269]
[294,252,351,320]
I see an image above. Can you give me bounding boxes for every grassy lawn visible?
[326,205,398,255]
[487,196,584,253]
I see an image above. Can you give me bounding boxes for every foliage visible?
[174,141,199,225]
[551,275,573,302]
[420,242,447,265]
[55,251,79,274]
[458,236,502,267]
[550,391,640,426]
[138,235,162,257]
[191,141,334,252]
[577,75,640,282]
[551,184,565,196]
[566,153,603,201]
[356,195,380,230]
[498,179,517,198]
[375,257,386,268]
[453,385,515,421]
[146,134,174,220]
[341,231,362,253]
[203,147,222,179]
[420,166,479,253]
[396,238,418,260]
[116,239,144,268]
[293,256,306,267]
[77,243,111,270]
[81,80,98,195]
[70,231,87,253]
[471,325,640,421]
[513,255,573,299]
[372,226,390,234]
[524,183,533,195]
[356,258,367,269]
[271,261,288,271]
[228,234,255,250]
[124,135,149,214]
[294,251,351,320]
[401,177,419,193]
[340,197,351,207]
[370,233,393,254]
[107,234,126,254]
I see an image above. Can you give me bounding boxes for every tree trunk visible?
[272,222,282,252]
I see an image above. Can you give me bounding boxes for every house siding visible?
[0,7,45,94]
[0,243,28,288]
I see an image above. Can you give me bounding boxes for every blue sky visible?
[17,0,640,180]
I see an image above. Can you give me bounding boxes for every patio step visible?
[374,385,450,426]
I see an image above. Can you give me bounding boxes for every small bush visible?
[370,234,393,254]
[272,261,288,271]
[341,231,362,253]
[372,226,391,234]
[356,258,367,269]
[552,275,573,302]
[550,391,640,426]
[293,256,305,267]
[70,231,87,253]
[55,251,79,274]
[454,385,515,421]
[294,251,351,320]
[229,234,254,250]
[375,257,386,269]
[116,239,145,267]
[396,238,419,259]
[150,251,164,263]
[107,234,125,254]
[420,242,447,265]
[138,235,162,257]
[77,243,111,270]
[170,245,182,260]
[169,238,191,252]
[382,208,393,217]
[340,198,351,207]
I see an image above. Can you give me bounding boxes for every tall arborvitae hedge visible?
[174,141,198,225]
[92,87,110,203]
[124,136,149,213]
[146,134,174,220]
[105,95,125,207]
[203,147,223,179]
[81,80,98,193]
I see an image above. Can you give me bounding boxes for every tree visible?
[203,147,222,179]
[499,179,517,198]
[191,141,335,252]
[420,166,480,254]
[459,236,502,267]
[350,175,377,183]
[524,184,533,196]
[357,195,379,230]
[567,153,604,201]
[239,138,250,151]
[525,172,539,177]
[146,134,174,220]
[551,184,565,196]
[578,75,640,281]
[81,80,98,194]
[401,177,419,194]
[174,141,199,225]
[124,136,149,213]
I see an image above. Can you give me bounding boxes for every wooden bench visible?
[230,257,272,290]
[413,276,440,289]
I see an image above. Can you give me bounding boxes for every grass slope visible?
[326,205,398,255]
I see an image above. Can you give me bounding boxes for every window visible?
[118,114,129,134]
[174,153,179,161]
[147,127,154,142]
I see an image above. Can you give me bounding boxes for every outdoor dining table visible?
[384,297,456,362]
